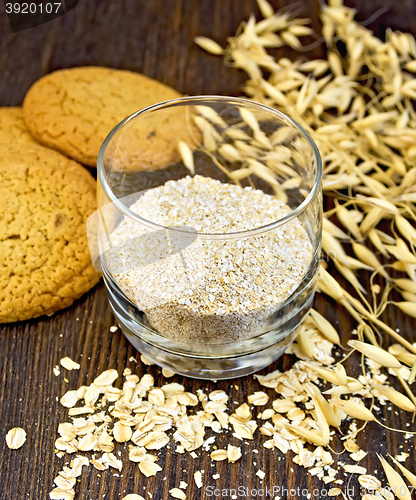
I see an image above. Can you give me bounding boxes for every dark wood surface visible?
[0,1,415,499]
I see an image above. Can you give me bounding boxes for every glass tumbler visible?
[90,96,322,379]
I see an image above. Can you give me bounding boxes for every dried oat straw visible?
[107,175,312,343]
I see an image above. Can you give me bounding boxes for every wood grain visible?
[0,1,415,499]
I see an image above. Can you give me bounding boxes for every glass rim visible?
[97,95,322,241]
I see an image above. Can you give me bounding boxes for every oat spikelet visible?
[388,344,416,367]
[373,384,416,412]
[307,383,341,428]
[218,143,242,162]
[239,107,260,132]
[409,361,416,384]
[377,454,412,500]
[285,425,329,446]
[360,197,399,215]
[317,266,344,301]
[351,242,389,279]
[348,340,402,369]
[322,230,350,266]
[394,301,416,319]
[331,400,375,421]
[385,244,416,265]
[395,214,416,245]
[301,361,340,384]
[389,456,416,488]
[336,205,362,240]
[310,309,341,345]
[296,327,315,358]
[395,279,416,295]
[195,105,227,127]
[178,141,195,175]
[257,0,274,18]
[194,36,224,55]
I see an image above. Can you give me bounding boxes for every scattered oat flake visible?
[194,471,203,488]
[358,475,382,490]
[350,450,368,462]
[109,326,118,332]
[5,427,26,449]
[343,464,367,474]
[60,357,80,370]
[113,422,132,443]
[93,369,118,386]
[140,354,154,366]
[179,481,188,490]
[248,392,269,406]
[49,488,75,499]
[53,366,61,376]
[227,444,242,463]
[261,409,275,420]
[396,452,409,462]
[91,459,108,471]
[139,461,162,477]
[256,470,266,479]
[169,488,186,500]
[122,496,145,500]
[162,368,176,378]
[344,438,360,453]
[103,452,123,471]
[211,449,227,461]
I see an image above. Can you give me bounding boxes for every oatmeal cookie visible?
[0,107,38,145]
[23,67,187,168]
[0,143,100,323]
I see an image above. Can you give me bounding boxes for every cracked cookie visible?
[0,107,38,145]
[0,143,100,323]
[23,67,184,168]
